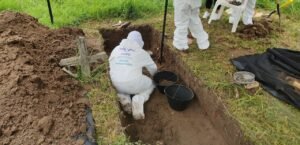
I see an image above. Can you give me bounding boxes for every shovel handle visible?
[267,10,276,18]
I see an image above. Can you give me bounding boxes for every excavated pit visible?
[100,25,250,145]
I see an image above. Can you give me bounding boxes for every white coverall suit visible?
[173,0,210,50]
[243,0,257,25]
[109,31,157,120]
[230,0,257,25]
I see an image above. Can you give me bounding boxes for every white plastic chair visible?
[208,0,249,32]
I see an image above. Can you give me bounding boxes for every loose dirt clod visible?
[159,80,174,86]
[37,116,54,135]
[37,136,45,144]
[0,11,88,145]
[238,19,274,39]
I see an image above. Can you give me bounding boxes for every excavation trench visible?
[100,25,249,145]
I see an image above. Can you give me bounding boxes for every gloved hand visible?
[145,64,158,76]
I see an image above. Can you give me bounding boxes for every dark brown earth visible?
[0,11,89,145]
[159,80,174,86]
[122,90,227,145]
[238,19,275,39]
[100,26,228,145]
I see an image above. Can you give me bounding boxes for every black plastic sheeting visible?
[84,108,98,145]
[74,107,98,145]
[232,48,300,109]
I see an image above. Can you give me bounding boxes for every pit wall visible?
[99,25,251,145]
[166,44,252,145]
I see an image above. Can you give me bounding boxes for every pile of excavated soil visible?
[238,19,274,39]
[0,11,89,145]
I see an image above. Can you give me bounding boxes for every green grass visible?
[178,15,300,145]
[80,13,300,144]
[1,0,300,144]
[0,0,167,28]
[78,49,145,145]
[256,0,300,16]
[1,0,300,28]
[130,8,300,144]
[82,62,132,145]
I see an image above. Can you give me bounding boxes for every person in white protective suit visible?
[229,0,257,25]
[109,31,157,120]
[173,0,210,51]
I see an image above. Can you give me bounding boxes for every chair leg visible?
[231,12,242,33]
[217,6,225,19]
[208,3,221,24]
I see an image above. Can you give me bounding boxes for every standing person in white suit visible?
[229,0,257,25]
[173,0,210,51]
[242,0,257,25]
[109,31,157,120]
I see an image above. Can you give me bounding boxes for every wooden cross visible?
[59,36,107,78]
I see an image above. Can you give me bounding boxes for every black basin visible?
[164,84,194,111]
[153,71,178,94]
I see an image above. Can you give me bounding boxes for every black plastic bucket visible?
[164,84,194,111]
[153,71,178,94]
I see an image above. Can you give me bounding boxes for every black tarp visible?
[74,107,98,145]
[232,48,300,109]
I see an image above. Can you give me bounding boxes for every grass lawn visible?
[1,0,300,145]
[181,16,300,145]
[80,9,300,144]
[0,0,166,28]
[1,0,300,28]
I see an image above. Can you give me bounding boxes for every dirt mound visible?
[0,11,88,145]
[238,19,274,39]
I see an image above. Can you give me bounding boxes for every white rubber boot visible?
[132,95,145,120]
[198,40,210,50]
[196,32,210,50]
[242,17,253,25]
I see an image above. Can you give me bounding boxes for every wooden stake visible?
[59,36,107,78]
[78,36,91,78]
[62,67,77,78]
[59,52,107,67]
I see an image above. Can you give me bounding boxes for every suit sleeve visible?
[143,53,157,76]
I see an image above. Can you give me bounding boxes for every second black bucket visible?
[164,84,194,111]
[153,71,178,94]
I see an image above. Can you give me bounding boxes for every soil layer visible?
[0,11,89,145]
[122,90,227,145]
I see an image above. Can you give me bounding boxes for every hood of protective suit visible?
[127,31,144,48]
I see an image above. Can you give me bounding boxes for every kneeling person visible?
[109,31,157,120]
